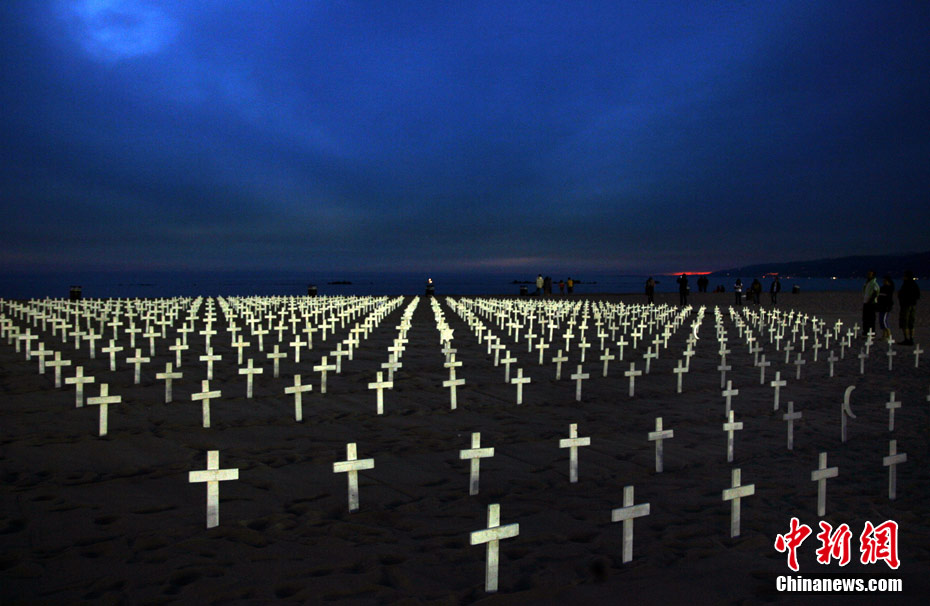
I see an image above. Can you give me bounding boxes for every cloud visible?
[58,0,178,62]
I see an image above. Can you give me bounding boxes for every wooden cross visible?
[313,356,336,394]
[86,383,121,436]
[333,443,375,512]
[155,362,183,403]
[236,358,263,399]
[570,365,589,402]
[722,468,755,538]
[332,343,349,374]
[65,366,95,407]
[810,452,838,517]
[191,379,222,428]
[882,440,907,500]
[511,368,531,405]
[559,423,591,483]
[46,351,72,388]
[858,349,868,375]
[188,450,239,528]
[289,335,306,363]
[913,344,923,368]
[717,360,732,389]
[199,350,221,381]
[459,432,494,495]
[723,410,743,463]
[625,363,642,397]
[672,359,687,393]
[783,401,802,450]
[577,339,591,363]
[368,371,393,415]
[284,374,313,422]
[381,354,402,382]
[551,349,568,380]
[841,385,856,443]
[615,336,628,360]
[469,503,519,593]
[886,345,896,371]
[648,417,674,473]
[610,485,650,563]
[783,342,794,365]
[885,391,901,431]
[642,347,658,374]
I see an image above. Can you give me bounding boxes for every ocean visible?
[0,270,867,300]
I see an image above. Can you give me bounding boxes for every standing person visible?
[898,270,920,345]
[567,277,574,294]
[536,274,544,296]
[558,279,565,295]
[770,277,781,305]
[750,278,762,304]
[645,276,656,305]
[544,276,552,296]
[862,270,880,337]
[876,275,895,342]
[734,279,743,306]
[677,274,689,306]
[698,275,709,293]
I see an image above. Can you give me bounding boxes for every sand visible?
[1,291,928,605]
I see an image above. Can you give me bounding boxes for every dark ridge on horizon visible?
[710,251,930,279]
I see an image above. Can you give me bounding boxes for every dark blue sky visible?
[2,1,928,275]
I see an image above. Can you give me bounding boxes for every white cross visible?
[313,356,337,394]
[500,351,516,383]
[841,385,857,443]
[559,423,591,483]
[511,368,531,405]
[284,374,313,422]
[648,417,674,473]
[169,338,187,367]
[615,336,628,360]
[236,358,263,399]
[460,432,494,496]
[610,485,650,563]
[721,380,739,418]
[625,363,642,398]
[599,348,615,377]
[673,359,687,394]
[536,340,549,365]
[769,371,786,411]
[266,344,287,378]
[642,347,658,374]
[886,345,896,371]
[578,339,591,363]
[723,410,743,463]
[65,366,95,407]
[86,383,121,436]
[443,372,465,410]
[792,354,806,380]
[857,349,868,375]
[722,468,755,538]
[127,348,151,385]
[191,379,222,428]
[333,442,375,512]
[469,503,520,593]
[913,344,923,368]
[381,354,402,382]
[570,365,589,402]
[155,362,183,403]
[232,337,250,365]
[199,350,221,381]
[368,371,393,415]
[289,335,306,363]
[827,350,838,377]
[885,391,901,432]
[188,450,239,528]
[783,401,802,451]
[757,355,771,385]
[810,452,838,517]
[46,351,72,388]
[883,440,907,500]
[717,360,732,389]
[551,349,568,380]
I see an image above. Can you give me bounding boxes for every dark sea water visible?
[0,270,866,300]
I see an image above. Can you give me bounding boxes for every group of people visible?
[536,275,574,296]
[732,277,781,306]
[862,270,920,344]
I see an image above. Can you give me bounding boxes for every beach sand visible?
[2,291,928,605]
